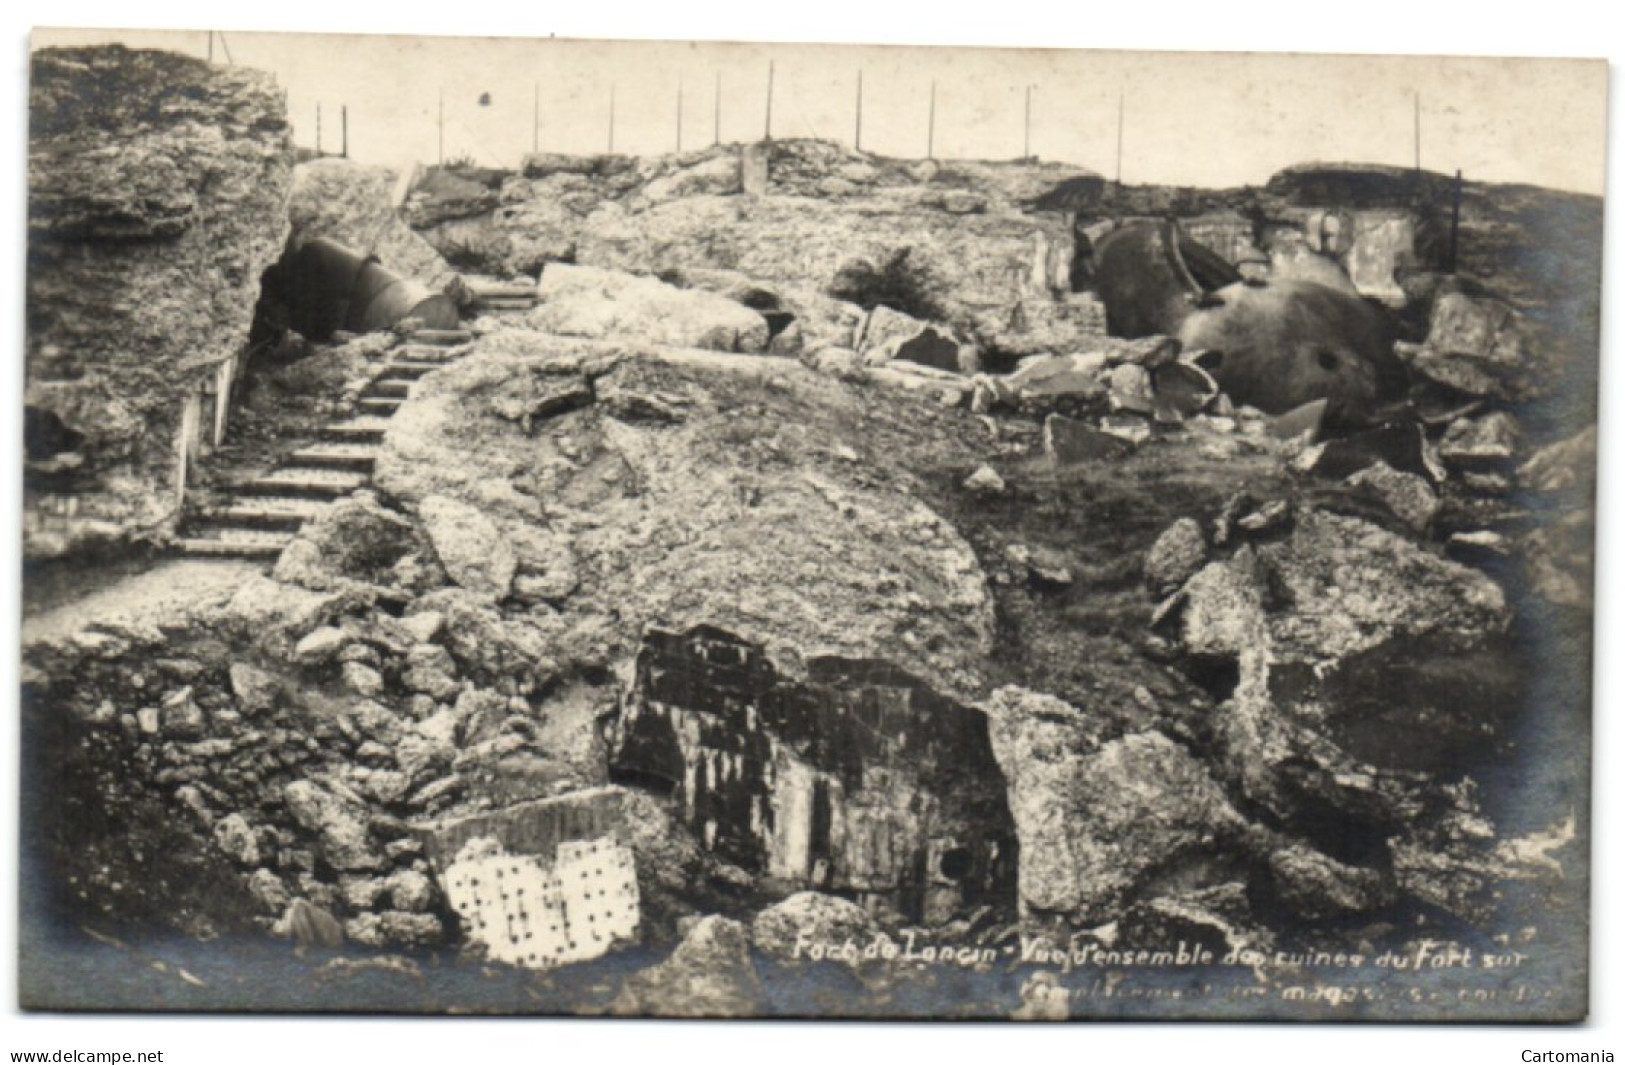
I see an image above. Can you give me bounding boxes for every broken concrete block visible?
[1043,414,1132,466]
[160,686,207,738]
[229,663,280,716]
[415,785,641,869]
[985,695,1245,924]
[855,305,978,375]
[962,465,1006,494]
[1426,293,1531,368]
[212,813,261,867]
[1341,213,1416,304]
[399,610,445,644]
[1145,517,1208,596]
[292,626,348,666]
[419,494,516,601]
[1151,360,1220,422]
[1098,413,1153,444]
[751,891,895,967]
[1107,363,1156,415]
[531,263,770,353]
[1439,410,1521,468]
[341,661,385,698]
[1346,462,1440,533]
[283,779,387,872]
[1310,422,1439,483]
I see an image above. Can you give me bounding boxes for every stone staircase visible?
[174,327,474,559]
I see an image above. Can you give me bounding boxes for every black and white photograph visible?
[7,8,1616,1048]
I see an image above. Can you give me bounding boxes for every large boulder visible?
[282,778,387,872]
[526,264,771,352]
[417,494,516,601]
[403,166,501,228]
[983,688,1242,924]
[1407,292,1547,401]
[1169,508,1509,666]
[751,892,895,966]
[26,46,293,557]
[372,333,996,698]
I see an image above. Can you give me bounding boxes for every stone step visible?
[378,360,446,379]
[475,296,537,310]
[230,467,370,498]
[194,497,330,528]
[395,344,463,363]
[468,281,539,299]
[175,532,294,559]
[367,379,413,399]
[358,396,404,416]
[286,442,381,471]
[411,328,473,346]
[322,417,394,441]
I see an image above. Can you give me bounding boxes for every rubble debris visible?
[855,305,979,375]
[283,778,388,872]
[17,105,1598,1020]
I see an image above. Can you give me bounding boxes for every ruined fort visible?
[19,43,1600,1020]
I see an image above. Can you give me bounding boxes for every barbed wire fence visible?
[289,63,1071,172]
[271,56,1439,206]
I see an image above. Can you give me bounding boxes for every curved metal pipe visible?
[279,237,458,339]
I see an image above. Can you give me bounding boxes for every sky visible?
[30,26,1610,195]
